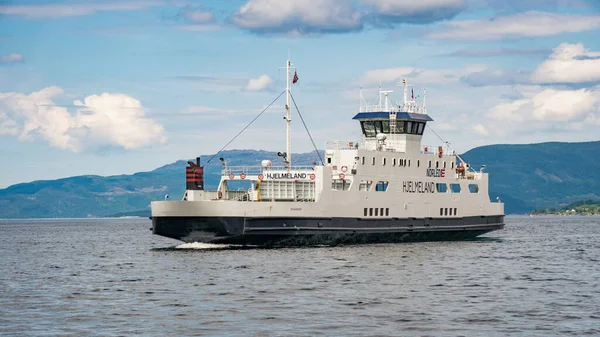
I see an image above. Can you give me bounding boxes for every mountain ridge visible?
[1,141,598,218]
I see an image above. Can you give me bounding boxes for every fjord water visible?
[1,217,598,336]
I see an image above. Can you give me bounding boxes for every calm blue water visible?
[0,216,599,336]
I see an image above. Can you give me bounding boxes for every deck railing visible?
[326,140,359,150]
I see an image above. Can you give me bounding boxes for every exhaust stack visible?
[185,157,204,190]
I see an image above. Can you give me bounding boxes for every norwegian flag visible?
[292,71,299,84]
[411,88,414,99]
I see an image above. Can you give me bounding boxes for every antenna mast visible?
[402,79,407,110]
[423,88,427,114]
[285,59,291,170]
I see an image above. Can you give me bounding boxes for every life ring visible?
[310,173,316,180]
[240,173,246,180]
[229,173,235,180]
[218,190,222,199]
[258,173,264,181]
[341,166,348,172]
[339,173,345,180]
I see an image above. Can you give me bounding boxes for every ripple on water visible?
[0,216,599,336]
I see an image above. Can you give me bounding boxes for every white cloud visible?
[177,24,221,32]
[359,65,486,85]
[427,12,600,41]
[0,87,166,152]
[231,0,363,34]
[532,43,600,84]
[0,1,163,19]
[246,75,273,91]
[229,0,467,35]
[179,7,215,23]
[363,0,465,24]
[0,53,24,64]
[488,87,600,123]
[472,123,489,136]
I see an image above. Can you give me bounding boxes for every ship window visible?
[331,179,351,191]
[380,208,384,216]
[362,121,376,138]
[445,208,448,216]
[469,184,479,193]
[428,160,432,168]
[436,161,439,168]
[382,120,390,133]
[382,158,386,166]
[374,121,383,134]
[436,183,447,193]
[443,161,447,168]
[372,157,375,165]
[417,160,420,167]
[412,122,419,134]
[393,158,397,166]
[327,157,331,164]
[449,208,453,216]
[450,183,461,193]
[454,208,457,215]
[370,208,373,216]
[440,208,443,216]
[386,208,389,216]
[375,208,379,216]
[397,122,405,133]
[417,122,425,135]
[451,162,455,169]
[361,156,365,165]
[375,181,389,191]
[408,160,411,167]
[364,208,368,216]
[406,121,413,134]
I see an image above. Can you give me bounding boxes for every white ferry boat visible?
[151,59,504,246]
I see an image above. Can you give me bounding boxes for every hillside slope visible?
[1,142,598,218]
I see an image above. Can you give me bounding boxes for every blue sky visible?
[1,0,600,187]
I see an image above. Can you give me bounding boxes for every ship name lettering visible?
[426,168,446,178]
[402,181,435,193]
[265,173,308,179]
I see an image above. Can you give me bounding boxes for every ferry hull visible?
[152,215,504,246]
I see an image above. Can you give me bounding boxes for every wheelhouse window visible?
[382,120,390,133]
[361,121,376,137]
[469,184,479,193]
[361,120,426,135]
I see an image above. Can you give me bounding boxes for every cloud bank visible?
[428,12,600,40]
[0,87,166,152]
[230,0,466,35]
[532,43,600,85]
